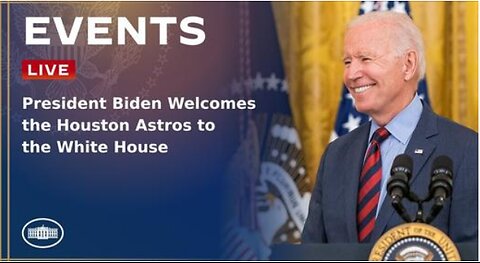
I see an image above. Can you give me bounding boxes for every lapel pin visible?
[414,149,424,155]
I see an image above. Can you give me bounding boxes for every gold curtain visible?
[411,2,478,130]
[273,2,478,186]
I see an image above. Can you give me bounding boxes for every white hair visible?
[347,11,426,81]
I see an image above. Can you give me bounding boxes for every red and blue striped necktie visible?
[357,127,390,242]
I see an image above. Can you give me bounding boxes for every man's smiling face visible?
[343,21,412,123]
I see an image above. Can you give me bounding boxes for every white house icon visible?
[27,225,59,240]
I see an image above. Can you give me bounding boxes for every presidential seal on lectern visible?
[369,223,460,261]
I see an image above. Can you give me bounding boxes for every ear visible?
[403,50,418,81]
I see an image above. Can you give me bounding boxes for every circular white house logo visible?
[22,218,64,249]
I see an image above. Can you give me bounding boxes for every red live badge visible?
[22,60,76,80]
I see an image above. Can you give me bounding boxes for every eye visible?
[343,60,351,67]
[361,57,372,62]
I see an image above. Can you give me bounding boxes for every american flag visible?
[331,1,430,141]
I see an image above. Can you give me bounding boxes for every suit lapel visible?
[343,123,370,242]
[404,105,438,184]
[371,104,439,241]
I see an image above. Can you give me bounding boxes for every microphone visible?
[426,156,453,223]
[429,155,453,201]
[388,154,413,201]
[387,154,413,222]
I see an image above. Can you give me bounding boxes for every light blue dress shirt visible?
[367,94,423,217]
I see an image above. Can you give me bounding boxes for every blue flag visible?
[223,2,311,260]
[331,1,430,141]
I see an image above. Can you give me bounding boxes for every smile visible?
[352,84,375,93]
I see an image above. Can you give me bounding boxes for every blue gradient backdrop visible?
[2,2,248,259]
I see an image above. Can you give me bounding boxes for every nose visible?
[344,60,363,83]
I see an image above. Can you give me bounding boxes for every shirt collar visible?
[369,94,423,145]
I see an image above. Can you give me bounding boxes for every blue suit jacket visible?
[302,105,478,243]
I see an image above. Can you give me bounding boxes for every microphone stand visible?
[394,189,445,224]
[425,196,445,224]
[391,196,412,223]
[406,191,425,223]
